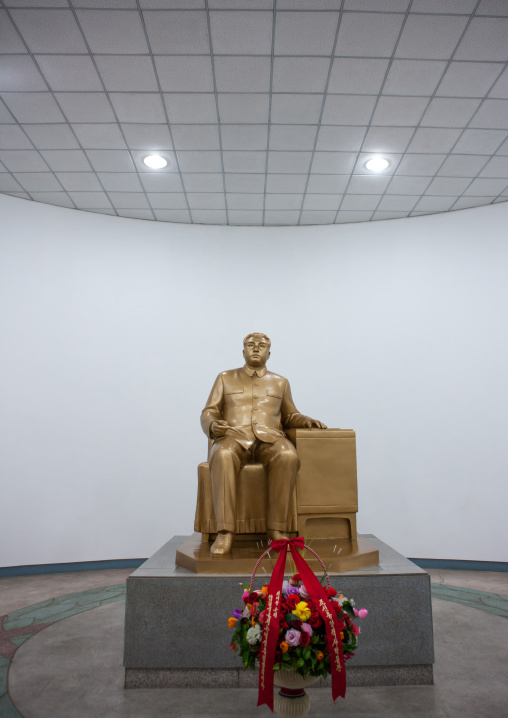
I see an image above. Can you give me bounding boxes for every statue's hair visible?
[243,332,271,348]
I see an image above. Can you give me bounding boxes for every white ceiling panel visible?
[21,124,79,149]
[267,151,312,173]
[164,94,218,124]
[271,94,323,124]
[322,95,376,125]
[221,125,268,151]
[383,60,447,96]
[209,11,273,55]
[172,125,220,150]
[425,177,471,195]
[76,10,149,54]
[226,193,264,210]
[97,173,143,192]
[274,12,339,56]
[372,96,428,127]
[328,59,390,96]
[335,12,405,58]
[396,15,469,60]
[421,98,481,128]
[315,126,364,152]
[265,173,308,193]
[224,173,265,193]
[40,149,93,172]
[300,210,337,224]
[71,124,127,149]
[213,57,271,93]
[311,151,356,174]
[407,128,462,153]
[55,172,102,192]
[218,94,269,123]
[272,58,330,94]
[143,10,210,54]
[386,176,431,195]
[67,191,113,209]
[302,193,341,210]
[469,100,508,129]
[341,194,381,211]
[436,62,504,98]
[1,93,65,123]
[269,125,317,151]
[9,9,88,53]
[452,129,507,155]
[34,56,103,92]
[55,93,116,123]
[362,127,414,153]
[306,174,348,193]
[0,149,48,172]
[110,94,165,124]
[1,1,507,226]
[455,18,508,61]
[155,56,214,92]
[121,124,173,149]
[95,56,159,92]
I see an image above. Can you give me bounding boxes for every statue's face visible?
[243,337,270,368]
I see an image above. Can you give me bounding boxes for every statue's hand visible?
[211,420,230,437]
[305,419,328,429]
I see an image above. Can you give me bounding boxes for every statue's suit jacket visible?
[201,365,312,449]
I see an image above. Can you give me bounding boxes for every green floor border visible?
[1,581,507,718]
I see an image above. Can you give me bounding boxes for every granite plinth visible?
[176,533,379,574]
[124,534,434,687]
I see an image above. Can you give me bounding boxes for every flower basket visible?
[228,537,368,716]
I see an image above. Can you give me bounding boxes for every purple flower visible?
[232,609,243,620]
[285,628,301,647]
[282,580,300,598]
[301,622,313,637]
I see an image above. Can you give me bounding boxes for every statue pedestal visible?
[175,533,379,574]
[124,534,434,688]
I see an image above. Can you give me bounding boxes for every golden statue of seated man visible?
[201,333,327,557]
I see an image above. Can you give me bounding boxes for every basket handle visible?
[249,542,331,592]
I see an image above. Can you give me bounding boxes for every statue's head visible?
[243,332,271,369]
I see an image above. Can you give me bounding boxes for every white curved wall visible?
[1,193,507,566]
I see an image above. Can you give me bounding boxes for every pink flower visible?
[352,624,360,636]
[285,628,301,647]
[353,608,359,617]
[358,608,368,618]
[259,610,266,625]
[299,584,310,600]
[301,623,313,637]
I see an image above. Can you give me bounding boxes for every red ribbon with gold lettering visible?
[255,537,346,711]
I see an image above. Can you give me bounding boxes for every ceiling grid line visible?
[261,0,277,227]
[296,0,345,226]
[332,0,415,223]
[204,0,228,226]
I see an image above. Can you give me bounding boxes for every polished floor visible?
[1,568,507,718]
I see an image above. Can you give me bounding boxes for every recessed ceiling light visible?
[143,154,168,169]
[365,156,390,172]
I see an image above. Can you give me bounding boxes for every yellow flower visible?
[316,651,324,661]
[228,617,238,628]
[280,641,289,654]
[292,601,311,621]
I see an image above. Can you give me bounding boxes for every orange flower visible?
[251,617,257,626]
[228,617,238,628]
[316,651,324,661]
[261,585,269,594]
[280,641,289,654]
[340,631,344,639]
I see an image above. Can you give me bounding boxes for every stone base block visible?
[124,535,434,687]
[125,664,433,689]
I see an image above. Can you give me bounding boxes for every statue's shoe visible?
[210,531,234,557]
[268,530,290,540]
